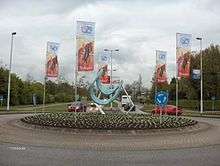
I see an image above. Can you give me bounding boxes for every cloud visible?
[0,0,219,88]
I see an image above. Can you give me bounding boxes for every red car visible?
[152,105,183,116]
[67,102,87,112]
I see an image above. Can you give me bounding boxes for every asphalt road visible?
[0,143,219,166]
[0,114,219,166]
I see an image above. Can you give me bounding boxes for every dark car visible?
[67,102,87,112]
[124,103,136,112]
[152,105,183,116]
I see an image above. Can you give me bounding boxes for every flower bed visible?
[21,112,197,130]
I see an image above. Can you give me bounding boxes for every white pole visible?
[7,32,16,111]
[75,62,78,102]
[159,107,162,124]
[175,34,178,118]
[43,43,48,112]
[75,36,78,102]
[43,76,46,111]
[200,39,203,114]
[155,50,158,107]
[110,50,113,109]
[196,37,203,114]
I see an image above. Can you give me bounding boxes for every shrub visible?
[21,112,197,130]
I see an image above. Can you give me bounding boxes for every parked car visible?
[124,103,136,112]
[152,105,183,116]
[121,95,132,107]
[67,102,87,112]
[88,103,99,112]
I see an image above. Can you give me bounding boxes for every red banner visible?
[156,64,167,84]
[77,40,94,71]
[76,21,95,71]
[46,42,59,77]
[156,50,167,84]
[176,33,192,78]
[100,65,110,84]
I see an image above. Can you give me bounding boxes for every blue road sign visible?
[0,95,3,101]
[192,69,200,80]
[155,91,169,107]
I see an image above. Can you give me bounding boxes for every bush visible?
[21,112,197,130]
[169,100,220,111]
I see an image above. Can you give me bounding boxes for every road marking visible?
[8,146,26,151]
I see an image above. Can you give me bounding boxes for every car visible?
[152,105,183,116]
[121,95,132,107]
[88,103,100,112]
[124,103,136,112]
[67,102,87,112]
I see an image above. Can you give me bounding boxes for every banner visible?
[100,65,110,84]
[46,42,59,77]
[176,33,192,78]
[76,21,95,71]
[156,50,167,84]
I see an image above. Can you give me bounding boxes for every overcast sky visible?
[0,0,219,87]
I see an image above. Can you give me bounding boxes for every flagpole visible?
[175,34,178,119]
[155,50,158,106]
[75,36,78,102]
[43,76,46,112]
[43,42,48,112]
[6,32,16,111]
[196,37,203,114]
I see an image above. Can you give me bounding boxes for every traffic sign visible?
[192,69,200,80]
[155,91,169,107]
[0,95,3,101]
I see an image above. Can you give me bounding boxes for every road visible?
[0,114,219,166]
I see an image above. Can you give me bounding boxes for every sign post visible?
[33,94,37,114]
[0,95,3,107]
[211,96,215,111]
[155,91,169,124]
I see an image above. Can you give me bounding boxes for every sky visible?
[0,0,219,87]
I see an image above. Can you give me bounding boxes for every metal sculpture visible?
[89,68,123,105]
[89,68,135,114]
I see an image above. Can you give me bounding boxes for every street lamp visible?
[196,37,203,114]
[7,32,16,111]
[103,49,119,109]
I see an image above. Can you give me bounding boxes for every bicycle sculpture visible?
[89,67,135,114]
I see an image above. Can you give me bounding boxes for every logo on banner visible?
[159,53,166,60]
[101,54,108,61]
[180,36,190,47]
[81,25,93,34]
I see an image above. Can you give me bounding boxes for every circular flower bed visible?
[21,112,197,130]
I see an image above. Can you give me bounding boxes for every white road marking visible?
[8,146,26,151]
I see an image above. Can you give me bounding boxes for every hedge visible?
[168,100,220,111]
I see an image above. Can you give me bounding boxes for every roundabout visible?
[0,114,220,165]
[0,113,219,150]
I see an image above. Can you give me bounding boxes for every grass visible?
[142,103,220,118]
[0,102,69,114]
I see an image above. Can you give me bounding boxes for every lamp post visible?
[7,32,16,111]
[103,49,119,109]
[196,37,203,114]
